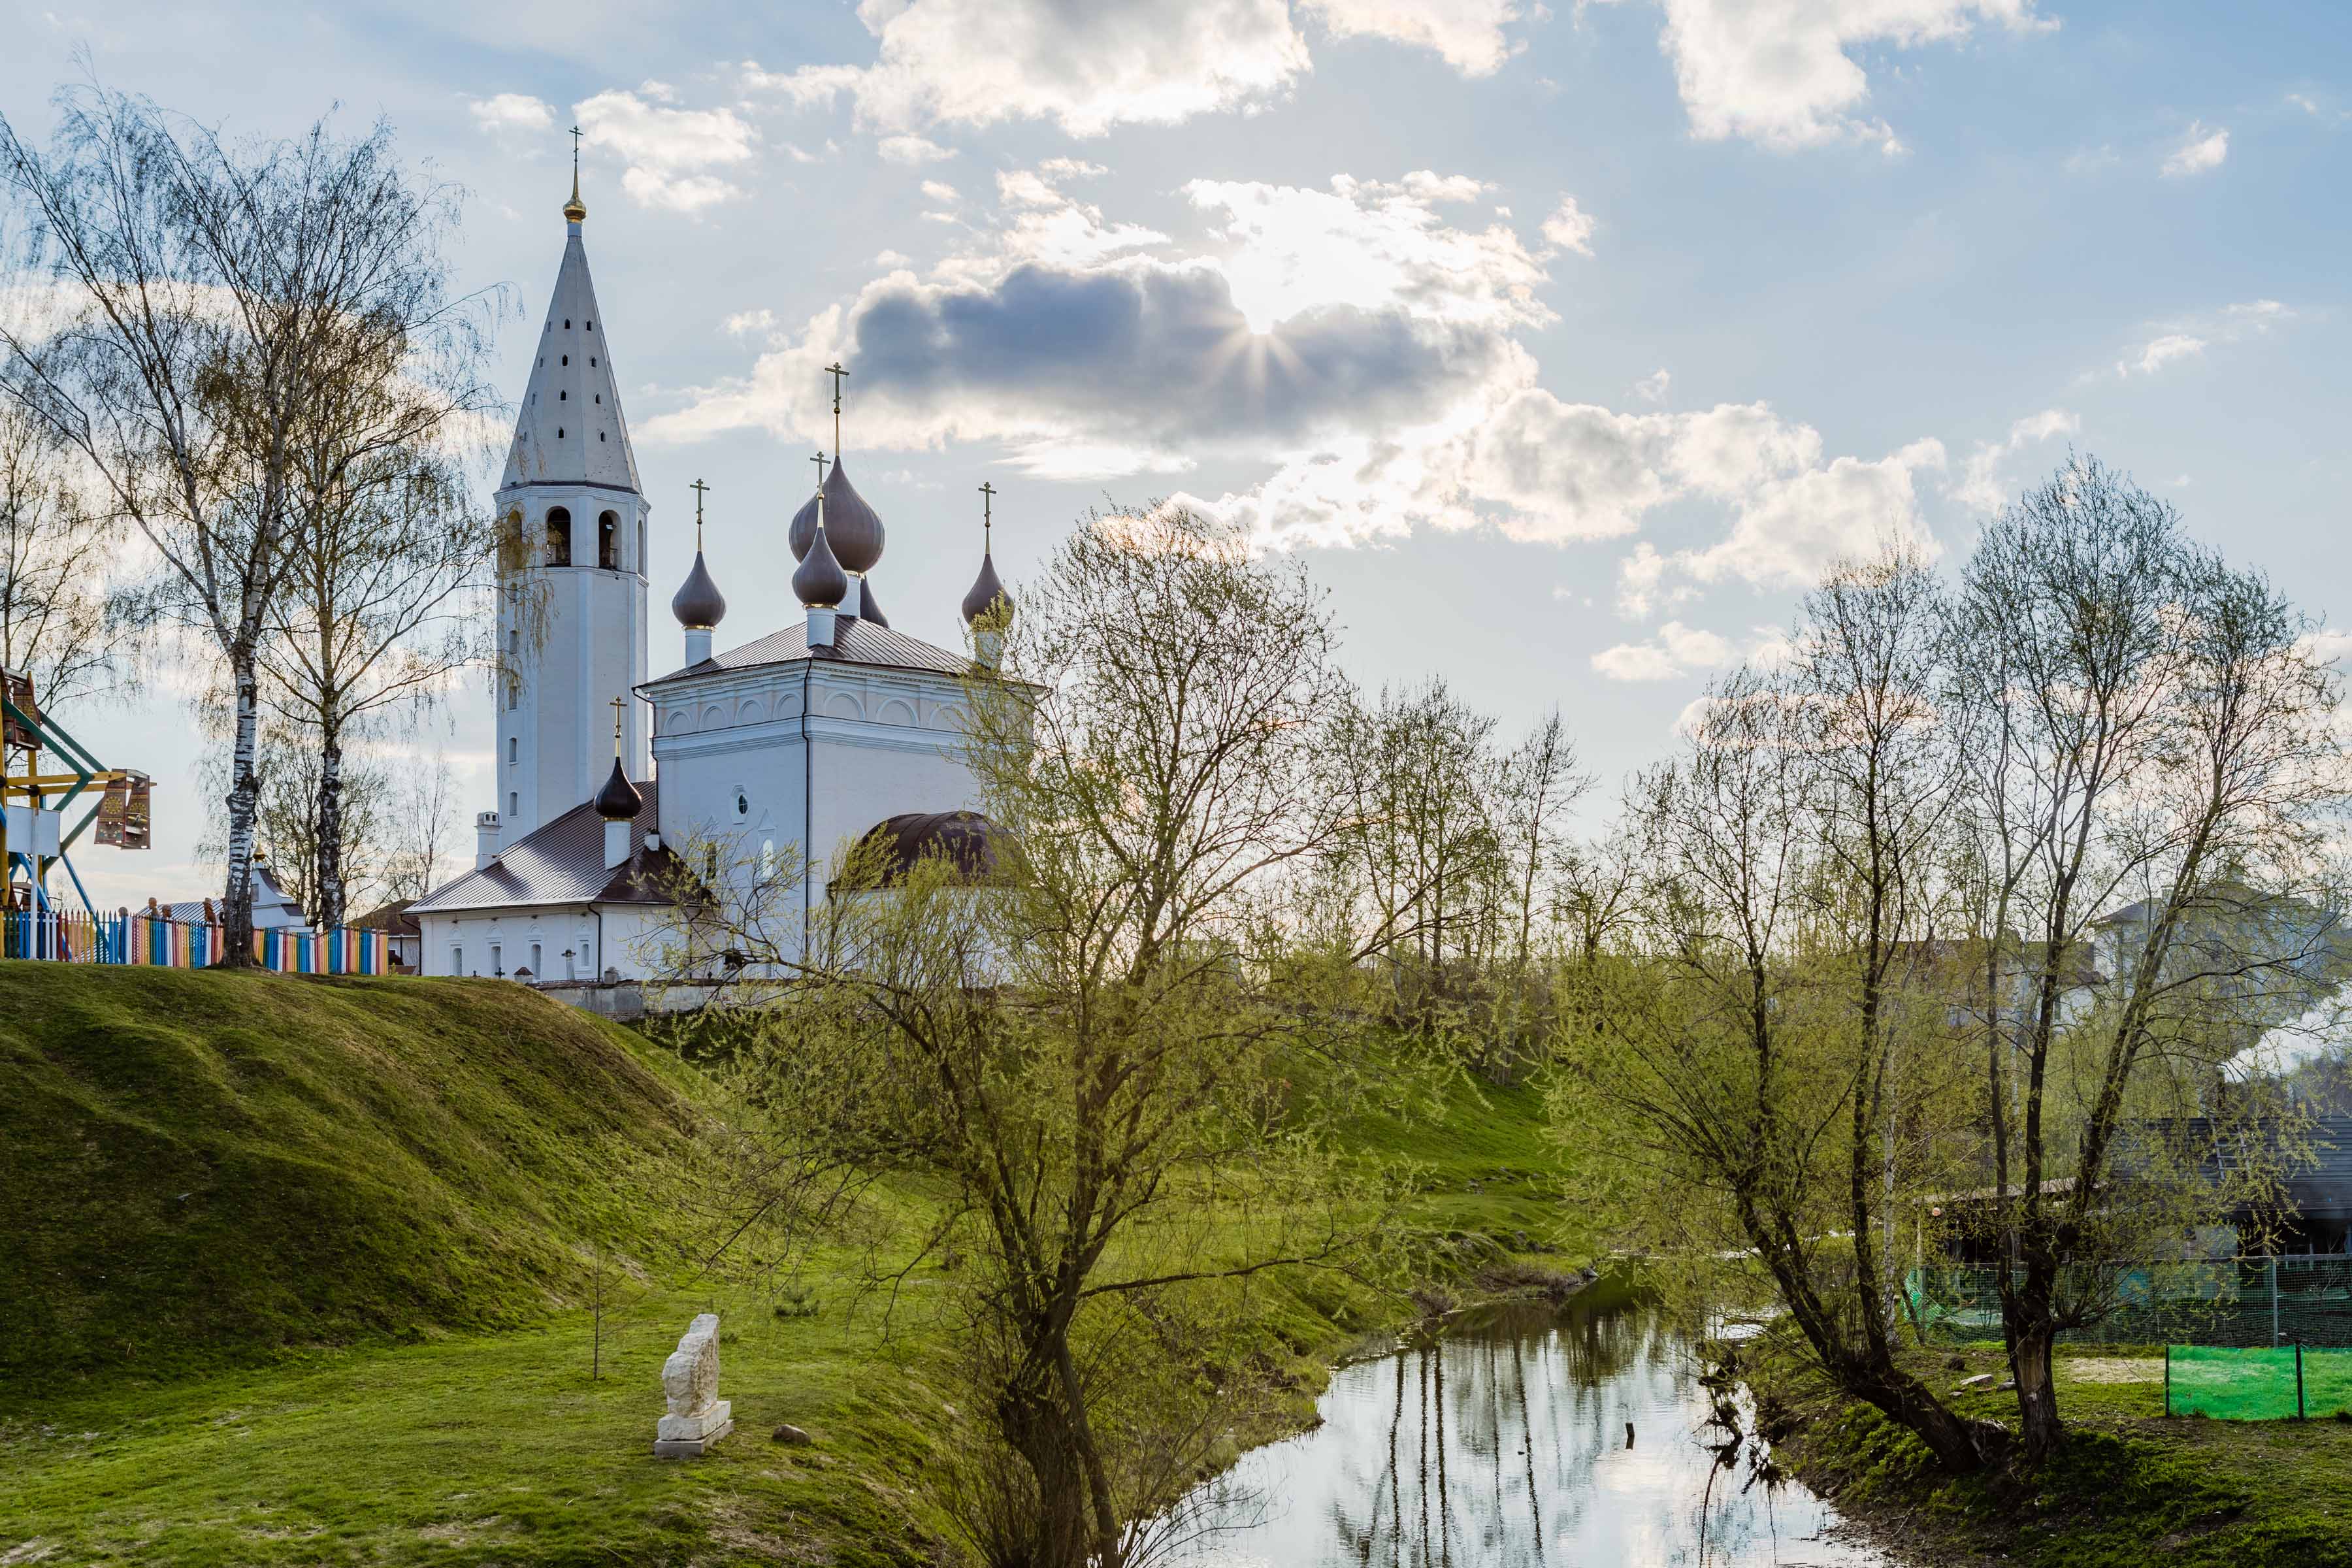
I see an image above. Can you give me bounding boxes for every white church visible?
[409,174,1011,987]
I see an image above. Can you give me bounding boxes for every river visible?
[1171,1282,1893,1568]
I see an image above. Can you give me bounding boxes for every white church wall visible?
[416,901,667,982]
[495,483,650,848]
[647,656,981,960]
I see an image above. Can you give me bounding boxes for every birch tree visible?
[0,88,486,959]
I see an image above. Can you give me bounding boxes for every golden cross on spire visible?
[978,481,997,553]
[611,696,627,755]
[564,126,587,222]
[810,448,828,492]
[823,363,847,458]
[689,478,710,549]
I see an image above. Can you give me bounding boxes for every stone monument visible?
[653,1312,732,1458]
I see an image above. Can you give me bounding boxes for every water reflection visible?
[1177,1286,1887,1568]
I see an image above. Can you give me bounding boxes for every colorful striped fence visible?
[2,908,389,974]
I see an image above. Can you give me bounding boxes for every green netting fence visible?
[2165,1345,2352,1420]
[1907,1256,2352,1348]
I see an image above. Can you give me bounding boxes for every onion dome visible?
[962,551,1011,628]
[593,756,642,821]
[670,550,727,630]
[793,520,847,608]
[857,576,889,628]
[789,490,821,561]
[819,455,885,574]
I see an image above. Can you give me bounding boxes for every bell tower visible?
[492,144,649,849]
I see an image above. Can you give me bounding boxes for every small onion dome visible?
[839,809,1004,890]
[793,521,847,608]
[593,756,642,821]
[857,576,890,628]
[670,549,727,630]
[788,490,821,561]
[819,455,885,574]
[962,551,1011,628]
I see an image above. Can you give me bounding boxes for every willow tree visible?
[0,88,487,957]
[693,505,1401,1567]
[1949,456,2347,1462]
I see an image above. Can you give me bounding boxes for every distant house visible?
[350,898,423,973]
[148,856,309,931]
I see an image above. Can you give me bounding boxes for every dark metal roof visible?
[645,617,972,687]
[593,755,644,819]
[670,549,727,629]
[410,783,684,914]
[792,523,847,608]
[835,809,1005,889]
[789,489,821,561]
[961,550,1010,627]
[351,898,419,936]
[819,455,885,574]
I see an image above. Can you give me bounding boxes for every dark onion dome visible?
[838,810,1004,890]
[961,550,1011,628]
[593,755,644,821]
[789,489,821,561]
[792,520,847,607]
[819,455,885,574]
[856,576,889,628]
[670,549,727,630]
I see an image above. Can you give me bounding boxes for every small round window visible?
[735,792,749,817]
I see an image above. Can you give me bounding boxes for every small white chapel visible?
[409,171,1012,984]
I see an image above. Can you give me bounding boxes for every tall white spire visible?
[503,175,640,493]
[489,155,651,851]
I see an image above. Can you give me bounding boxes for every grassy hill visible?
[0,963,706,1382]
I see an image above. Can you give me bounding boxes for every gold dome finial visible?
[563,125,587,222]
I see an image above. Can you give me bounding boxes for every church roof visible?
[644,618,972,687]
[502,214,640,493]
[410,783,681,915]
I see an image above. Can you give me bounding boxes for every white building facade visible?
[410,175,1013,989]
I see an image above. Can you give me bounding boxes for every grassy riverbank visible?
[1776,1342,2352,1567]
[0,964,1593,1565]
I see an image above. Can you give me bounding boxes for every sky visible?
[4,0,2348,911]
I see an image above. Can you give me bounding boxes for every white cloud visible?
[1952,406,2076,513]
[1603,0,2052,153]
[1593,620,1733,681]
[469,93,555,135]
[1633,367,1672,404]
[2115,300,2292,379]
[2161,120,2229,178]
[747,1,1311,138]
[723,307,777,338]
[2285,92,2323,116]
[874,249,913,267]
[576,83,757,212]
[2062,143,2119,174]
[1539,195,1596,257]
[649,167,1943,579]
[920,179,960,203]
[879,134,958,165]
[1303,0,1522,75]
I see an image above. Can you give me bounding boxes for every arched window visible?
[638,518,647,572]
[509,790,519,817]
[546,507,572,566]
[598,510,619,570]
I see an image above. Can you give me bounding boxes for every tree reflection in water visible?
[1174,1287,1889,1568]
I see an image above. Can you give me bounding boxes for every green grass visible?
[0,968,1593,1565]
[0,963,704,1382]
[1780,1341,2352,1567]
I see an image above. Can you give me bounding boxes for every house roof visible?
[351,898,420,936]
[155,862,308,927]
[644,617,972,688]
[408,783,683,915]
[833,809,1005,892]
